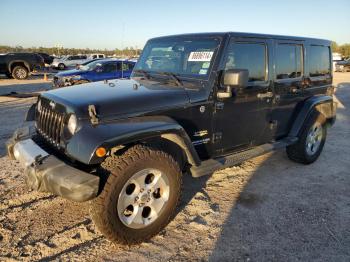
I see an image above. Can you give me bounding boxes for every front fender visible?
[289,95,337,137]
[65,116,201,166]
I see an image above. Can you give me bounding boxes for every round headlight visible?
[37,99,42,112]
[67,114,78,134]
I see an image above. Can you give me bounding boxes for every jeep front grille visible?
[36,100,65,147]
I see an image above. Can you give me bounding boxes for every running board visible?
[190,137,297,177]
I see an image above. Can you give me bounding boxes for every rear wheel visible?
[12,66,28,80]
[286,112,327,164]
[90,144,182,244]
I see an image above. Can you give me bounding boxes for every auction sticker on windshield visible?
[188,51,214,61]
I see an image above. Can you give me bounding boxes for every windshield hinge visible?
[88,104,99,125]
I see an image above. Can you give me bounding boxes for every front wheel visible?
[287,112,327,164]
[90,144,182,244]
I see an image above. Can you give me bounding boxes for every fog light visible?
[95,147,107,157]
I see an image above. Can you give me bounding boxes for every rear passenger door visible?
[271,40,305,137]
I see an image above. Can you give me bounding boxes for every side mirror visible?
[217,69,249,99]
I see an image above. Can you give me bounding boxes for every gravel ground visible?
[0,73,349,261]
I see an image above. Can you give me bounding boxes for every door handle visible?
[257,92,274,99]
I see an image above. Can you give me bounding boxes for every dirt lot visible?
[0,73,349,261]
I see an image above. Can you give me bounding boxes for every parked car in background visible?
[52,59,135,88]
[88,54,106,59]
[0,53,44,79]
[37,52,54,65]
[51,55,88,70]
[75,58,103,69]
[335,58,350,72]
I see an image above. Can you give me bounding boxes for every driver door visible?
[213,37,274,156]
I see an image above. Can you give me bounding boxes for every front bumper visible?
[6,127,100,202]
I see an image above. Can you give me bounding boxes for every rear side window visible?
[309,45,331,77]
[98,55,104,58]
[275,44,302,79]
[224,42,266,82]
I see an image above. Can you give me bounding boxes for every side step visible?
[190,137,297,177]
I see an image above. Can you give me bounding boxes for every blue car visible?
[52,59,135,88]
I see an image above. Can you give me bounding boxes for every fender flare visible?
[65,116,201,166]
[8,60,31,73]
[288,95,336,137]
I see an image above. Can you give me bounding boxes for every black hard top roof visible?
[150,32,331,45]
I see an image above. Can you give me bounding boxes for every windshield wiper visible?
[133,69,151,79]
[156,71,182,86]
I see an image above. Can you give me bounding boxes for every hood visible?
[42,79,190,120]
[55,69,84,77]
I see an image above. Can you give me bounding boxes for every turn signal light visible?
[95,147,107,157]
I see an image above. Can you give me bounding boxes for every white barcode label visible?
[188,51,214,62]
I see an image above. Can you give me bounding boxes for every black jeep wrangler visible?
[0,52,44,79]
[7,32,336,244]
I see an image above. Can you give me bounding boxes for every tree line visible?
[0,45,142,57]
[331,42,350,58]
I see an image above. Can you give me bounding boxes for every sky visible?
[0,0,349,50]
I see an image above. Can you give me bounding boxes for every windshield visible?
[133,37,220,78]
[79,60,103,71]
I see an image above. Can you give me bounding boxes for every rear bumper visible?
[6,127,100,202]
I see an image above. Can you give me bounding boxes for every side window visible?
[80,55,87,59]
[67,56,73,60]
[102,63,117,73]
[129,63,135,70]
[120,62,132,71]
[92,55,97,59]
[98,55,104,58]
[309,45,331,77]
[275,44,302,79]
[224,42,266,82]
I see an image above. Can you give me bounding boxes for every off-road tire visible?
[12,66,28,80]
[286,112,327,164]
[90,144,182,245]
[58,63,65,70]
